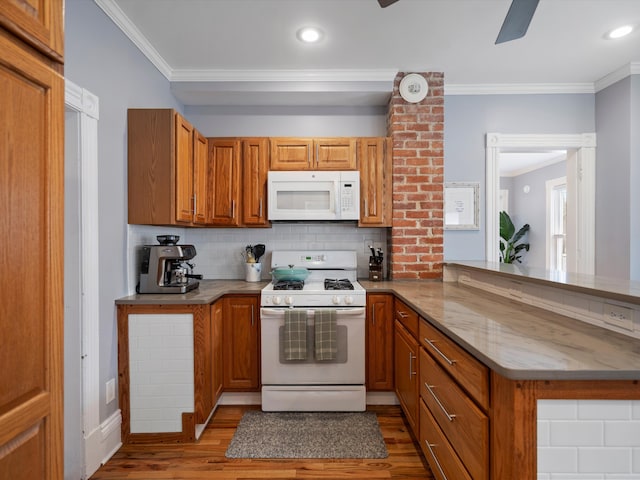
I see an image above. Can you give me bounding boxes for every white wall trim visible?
[594,61,640,92]
[65,79,104,479]
[485,133,596,275]
[445,83,595,95]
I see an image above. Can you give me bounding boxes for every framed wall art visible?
[444,182,480,230]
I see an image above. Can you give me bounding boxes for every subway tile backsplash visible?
[127,223,387,293]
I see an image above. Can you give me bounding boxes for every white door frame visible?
[486,133,596,274]
[65,80,102,477]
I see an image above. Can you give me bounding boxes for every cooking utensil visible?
[253,244,266,263]
[245,245,255,263]
[270,265,310,282]
[157,235,180,245]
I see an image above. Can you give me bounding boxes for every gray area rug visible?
[225,410,389,459]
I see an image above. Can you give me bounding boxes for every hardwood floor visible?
[90,405,433,479]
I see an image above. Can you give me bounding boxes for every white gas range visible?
[260,250,366,412]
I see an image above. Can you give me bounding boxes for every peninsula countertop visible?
[116,277,640,382]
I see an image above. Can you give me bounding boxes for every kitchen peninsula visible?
[115,264,640,479]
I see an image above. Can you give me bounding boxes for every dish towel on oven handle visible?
[283,309,307,361]
[314,309,337,361]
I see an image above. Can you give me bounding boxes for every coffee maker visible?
[137,236,202,294]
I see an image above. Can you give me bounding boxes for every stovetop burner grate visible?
[273,280,305,290]
[324,278,355,290]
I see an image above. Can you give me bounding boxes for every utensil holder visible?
[245,263,262,282]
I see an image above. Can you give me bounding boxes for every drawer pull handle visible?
[425,382,456,422]
[424,338,456,366]
[424,440,449,480]
[397,311,408,319]
[409,352,417,378]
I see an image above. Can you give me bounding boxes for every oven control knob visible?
[344,296,354,305]
[332,295,341,305]
[272,296,282,305]
[285,296,294,306]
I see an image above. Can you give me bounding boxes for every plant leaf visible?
[499,211,515,241]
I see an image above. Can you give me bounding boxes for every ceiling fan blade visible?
[495,0,540,44]
[378,0,400,7]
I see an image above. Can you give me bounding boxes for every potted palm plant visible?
[499,211,530,264]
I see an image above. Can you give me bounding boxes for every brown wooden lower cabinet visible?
[394,320,419,432]
[366,293,394,390]
[222,295,260,391]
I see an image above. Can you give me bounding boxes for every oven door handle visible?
[260,307,366,316]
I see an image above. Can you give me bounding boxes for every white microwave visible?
[267,170,360,221]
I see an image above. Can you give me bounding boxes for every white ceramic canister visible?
[245,262,262,282]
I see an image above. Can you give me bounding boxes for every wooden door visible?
[0,33,64,480]
[208,139,241,225]
[395,322,419,433]
[315,138,357,170]
[175,113,194,223]
[359,137,392,226]
[0,0,63,61]
[269,138,313,170]
[211,300,224,405]
[193,131,208,225]
[366,294,394,390]
[242,138,269,225]
[223,296,260,390]
[194,306,212,425]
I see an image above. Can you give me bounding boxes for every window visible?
[546,177,567,272]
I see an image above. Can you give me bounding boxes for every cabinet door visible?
[175,114,195,223]
[270,138,313,170]
[223,296,260,390]
[359,137,392,226]
[193,131,209,225]
[211,300,224,405]
[0,34,64,480]
[242,138,269,225]
[315,138,357,170]
[366,294,394,391]
[194,306,213,425]
[208,139,241,225]
[395,321,419,433]
[0,0,63,60]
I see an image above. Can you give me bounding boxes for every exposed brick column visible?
[387,72,444,279]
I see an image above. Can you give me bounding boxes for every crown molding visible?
[445,83,594,95]
[94,0,172,80]
[594,62,640,92]
[171,69,399,83]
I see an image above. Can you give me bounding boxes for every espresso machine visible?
[137,236,202,294]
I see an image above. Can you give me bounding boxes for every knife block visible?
[368,262,383,281]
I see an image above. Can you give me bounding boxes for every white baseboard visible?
[85,409,122,479]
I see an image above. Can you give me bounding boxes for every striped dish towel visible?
[314,309,337,361]
[283,309,307,361]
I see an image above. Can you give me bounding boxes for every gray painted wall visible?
[595,78,632,279]
[443,94,595,262]
[65,0,182,426]
[504,161,567,269]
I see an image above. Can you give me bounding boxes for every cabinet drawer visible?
[420,349,488,480]
[394,299,418,338]
[420,399,472,480]
[419,320,489,409]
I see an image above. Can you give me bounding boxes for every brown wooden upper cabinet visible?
[358,137,393,227]
[241,138,270,226]
[128,109,208,226]
[207,138,241,226]
[270,137,357,170]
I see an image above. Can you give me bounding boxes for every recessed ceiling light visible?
[296,27,323,43]
[605,25,634,39]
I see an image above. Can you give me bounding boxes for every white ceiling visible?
[97,0,640,106]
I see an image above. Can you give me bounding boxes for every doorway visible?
[64,80,102,478]
[485,133,596,274]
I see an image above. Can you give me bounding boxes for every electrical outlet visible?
[603,302,634,331]
[106,378,116,404]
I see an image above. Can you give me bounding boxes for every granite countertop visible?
[115,279,268,305]
[116,277,640,381]
[361,279,640,381]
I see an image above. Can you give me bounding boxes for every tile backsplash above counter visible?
[127,223,387,294]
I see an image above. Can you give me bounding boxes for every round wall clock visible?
[399,73,429,103]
